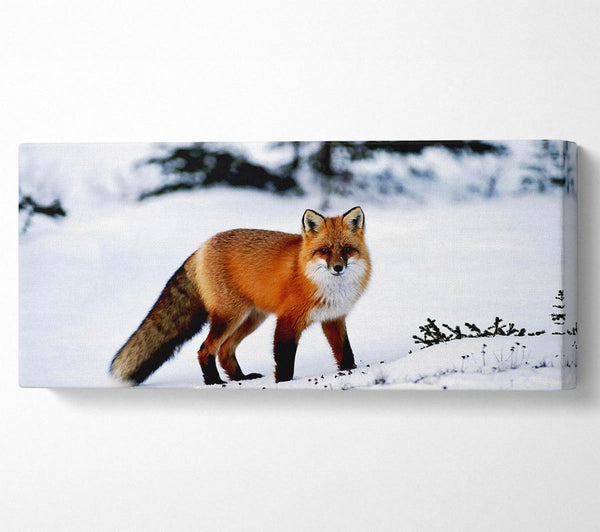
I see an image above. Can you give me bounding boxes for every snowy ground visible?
[19,188,576,389]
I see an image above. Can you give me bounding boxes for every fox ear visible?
[302,209,326,234]
[342,206,365,232]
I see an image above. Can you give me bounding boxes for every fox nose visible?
[333,264,344,273]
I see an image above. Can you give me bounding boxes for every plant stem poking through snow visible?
[412,317,544,348]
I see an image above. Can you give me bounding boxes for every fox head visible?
[300,207,370,290]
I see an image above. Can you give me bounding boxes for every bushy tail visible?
[110,262,208,385]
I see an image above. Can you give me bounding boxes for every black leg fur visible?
[274,339,298,382]
[200,354,226,385]
[339,336,357,370]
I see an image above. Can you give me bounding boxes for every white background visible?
[2,0,599,530]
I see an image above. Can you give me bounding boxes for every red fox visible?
[110,206,371,385]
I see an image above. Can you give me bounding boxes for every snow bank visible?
[19,186,574,389]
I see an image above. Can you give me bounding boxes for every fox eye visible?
[320,247,330,254]
[342,246,352,253]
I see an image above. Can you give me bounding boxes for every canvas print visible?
[19,140,577,389]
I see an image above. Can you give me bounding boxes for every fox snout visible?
[332,263,345,275]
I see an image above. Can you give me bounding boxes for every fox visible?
[110,206,371,385]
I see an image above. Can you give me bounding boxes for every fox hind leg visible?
[198,312,248,385]
[218,309,267,381]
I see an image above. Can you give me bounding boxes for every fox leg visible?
[218,309,267,381]
[198,313,248,385]
[321,318,357,370]
[273,316,304,382]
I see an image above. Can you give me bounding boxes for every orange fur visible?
[192,209,370,320]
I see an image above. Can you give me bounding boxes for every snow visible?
[19,183,576,389]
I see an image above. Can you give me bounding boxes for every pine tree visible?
[551,290,566,327]
[142,141,505,203]
[140,143,301,199]
[19,191,66,234]
[520,140,568,193]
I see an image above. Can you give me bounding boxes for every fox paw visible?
[239,372,263,380]
[204,375,227,385]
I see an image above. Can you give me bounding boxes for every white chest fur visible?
[306,258,368,323]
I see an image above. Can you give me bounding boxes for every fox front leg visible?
[321,318,357,371]
[273,317,304,382]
